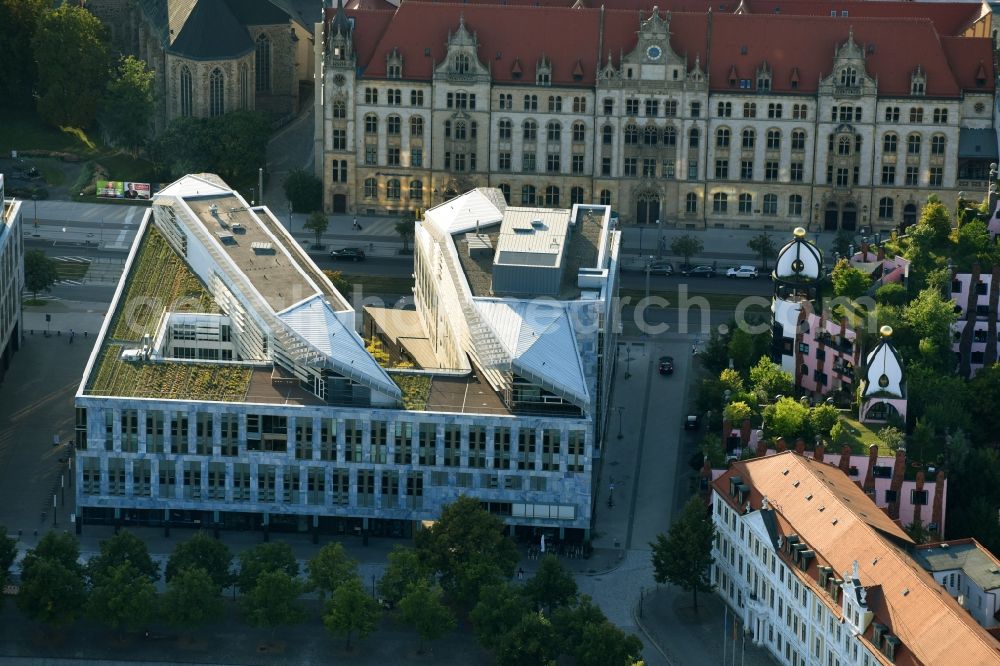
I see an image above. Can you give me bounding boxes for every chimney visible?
[863,444,878,496]
[776,437,787,453]
[814,443,826,461]
[839,445,851,474]
[756,438,768,458]
[741,419,752,448]
[795,438,806,456]
[931,469,946,538]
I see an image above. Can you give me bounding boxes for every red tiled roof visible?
[346,0,398,10]
[740,0,984,36]
[326,4,994,95]
[714,453,1000,666]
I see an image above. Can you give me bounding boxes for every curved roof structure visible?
[863,327,905,398]
[775,228,823,282]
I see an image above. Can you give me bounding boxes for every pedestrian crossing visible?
[51,256,91,263]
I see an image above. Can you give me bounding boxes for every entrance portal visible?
[824,203,839,231]
[332,194,347,213]
[841,203,857,231]
[635,193,661,226]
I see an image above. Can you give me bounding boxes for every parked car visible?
[658,355,674,375]
[329,247,366,261]
[684,414,700,430]
[726,265,759,279]
[681,265,716,278]
[647,260,674,276]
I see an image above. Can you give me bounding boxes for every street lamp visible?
[32,193,37,230]
[624,344,633,380]
[644,256,652,303]
[617,406,624,439]
[655,219,662,258]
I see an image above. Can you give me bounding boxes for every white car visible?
[726,265,759,279]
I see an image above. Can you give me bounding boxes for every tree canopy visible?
[99,55,154,153]
[831,258,872,299]
[651,496,715,610]
[304,211,329,248]
[470,582,528,651]
[670,234,704,266]
[763,397,810,441]
[323,575,380,650]
[307,542,357,602]
[747,233,776,270]
[398,579,455,654]
[522,555,577,614]
[87,530,159,584]
[237,541,299,594]
[0,0,48,109]
[165,531,233,592]
[283,169,323,214]
[749,357,792,400]
[160,565,225,629]
[87,561,157,634]
[377,545,430,607]
[18,536,87,627]
[0,527,17,606]
[239,570,304,630]
[24,249,58,299]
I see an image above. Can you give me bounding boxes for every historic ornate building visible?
[314,0,996,231]
[87,0,313,131]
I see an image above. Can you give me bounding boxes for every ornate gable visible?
[620,9,689,84]
[434,15,490,83]
[819,27,877,99]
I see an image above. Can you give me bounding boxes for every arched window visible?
[410,116,423,137]
[599,189,611,206]
[209,68,224,117]
[878,197,894,220]
[498,119,512,140]
[363,178,377,199]
[838,136,851,156]
[572,122,585,143]
[570,186,584,204]
[742,129,756,150]
[689,128,700,147]
[716,128,731,148]
[685,192,697,213]
[624,124,638,145]
[663,126,677,147]
[409,180,423,201]
[791,129,806,151]
[738,193,753,214]
[788,194,803,216]
[546,121,561,142]
[498,184,511,203]
[521,184,536,205]
[763,193,778,215]
[766,129,781,150]
[544,185,560,206]
[365,114,378,134]
[523,120,537,141]
[840,67,857,87]
[602,125,613,145]
[255,34,271,91]
[239,63,249,109]
[883,133,897,153]
[712,192,728,213]
[454,121,467,140]
[907,134,921,154]
[931,135,946,155]
[179,66,192,117]
[386,179,401,200]
[644,126,658,146]
[332,99,346,119]
[454,54,470,74]
[387,115,401,135]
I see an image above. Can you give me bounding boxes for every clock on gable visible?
[646,45,663,61]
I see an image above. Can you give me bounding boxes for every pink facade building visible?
[792,311,861,398]
[951,269,1000,377]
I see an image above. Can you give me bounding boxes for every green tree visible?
[323,575,380,650]
[749,356,792,400]
[398,579,455,655]
[831,258,872,299]
[87,561,157,635]
[165,531,233,592]
[239,570,305,632]
[577,621,644,666]
[549,595,608,656]
[237,541,299,594]
[307,542,357,602]
[160,566,224,630]
[210,111,272,185]
[395,219,415,253]
[906,365,971,434]
[915,198,952,250]
[0,0,48,109]
[877,425,905,452]
[747,233,776,271]
[726,328,755,373]
[699,327,731,374]
[669,234,704,268]
[764,397,810,440]
[283,169,323,213]
[98,55,154,154]
[304,211,329,248]
[723,401,753,424]
[24,249,58,300]
[522,554,577,614]
[377,545,429,607]
[470,582,528,651]
[0,526,17,606]
[903,288,958,371]
[650,496,715,611]
[495,611,559,666]
[875,283,908,307]
[954,220,1000,270]
[87,530,159,584]
[32,3,110,128]
[968,364,1000,445]
[809,404,840,438]
[832,230,853,258]
[18,537,87,627]
[416,496,518,606]
[701,433,726,468]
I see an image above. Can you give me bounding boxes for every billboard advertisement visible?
[97,180,152,200]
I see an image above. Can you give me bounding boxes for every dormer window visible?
[911,66,926,96]
[453,54,470,74]
[387,64,401,78]
[840,67,857,87]
[536,55,552,86]
[386,48,403,79]
[756,62,772,91]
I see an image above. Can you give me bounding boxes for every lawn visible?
[838,414,890,455]
[54,260,90,281]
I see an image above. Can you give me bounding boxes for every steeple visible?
[331,0,352,37]
[326,0,355,66]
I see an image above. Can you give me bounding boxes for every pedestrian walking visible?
[517,567,524,580]
[352,216,358,230]
[69,329,74,344]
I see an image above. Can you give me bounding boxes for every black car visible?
[329,247,366,261]
[684,415,700,430]
[681,265,716,278]
[658,355,674,375]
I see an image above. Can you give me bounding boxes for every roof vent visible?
[902,587,909,596]
[251,241,274,254]
[792,480,800,487]
[832,518,839,526]
[531,218,545,229]
[805,494,813,501]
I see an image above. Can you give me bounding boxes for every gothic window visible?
[907,134,921,154]
[547,96,562,112]
[572,122,585,143]
[572,97,586,113]
[444,120,451,138]
[839,67,857,87]
[602,125,613,145]
[454,121,467,140]
[255,34,271,92]
[763,193,778,215]
[689,128,700,147]
[931,135,946,155]
[365,114,378,134]
[180,66,192,117]
[911,68,926,95]
[332,99,346,118]
[409,180,423,200]
[239,63,249,109]
[410,90,424,106]
[600,189,612,206]
[209,68,224,117]
[386,179,401,200]
[883,133,897,153]
[644,126,658,146]
[454,54,470,74]
[738,193,752,214]
[498,93,512,110]
[766,130,781,150]
[742,129,756,150]
[387,115,401,135]
[791,130,805,151]
[624,124,638,145]
[663,126,676,147]
[743,102,756,118]
[716,128,731,148]
[499,119,512,140]
[546,121,561,142]
[410,116,424,137]
[838,136,851,156]
[792,104,808,120]
[712,192,728,213]
[879,197,894,219]
[523,120,537,141]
